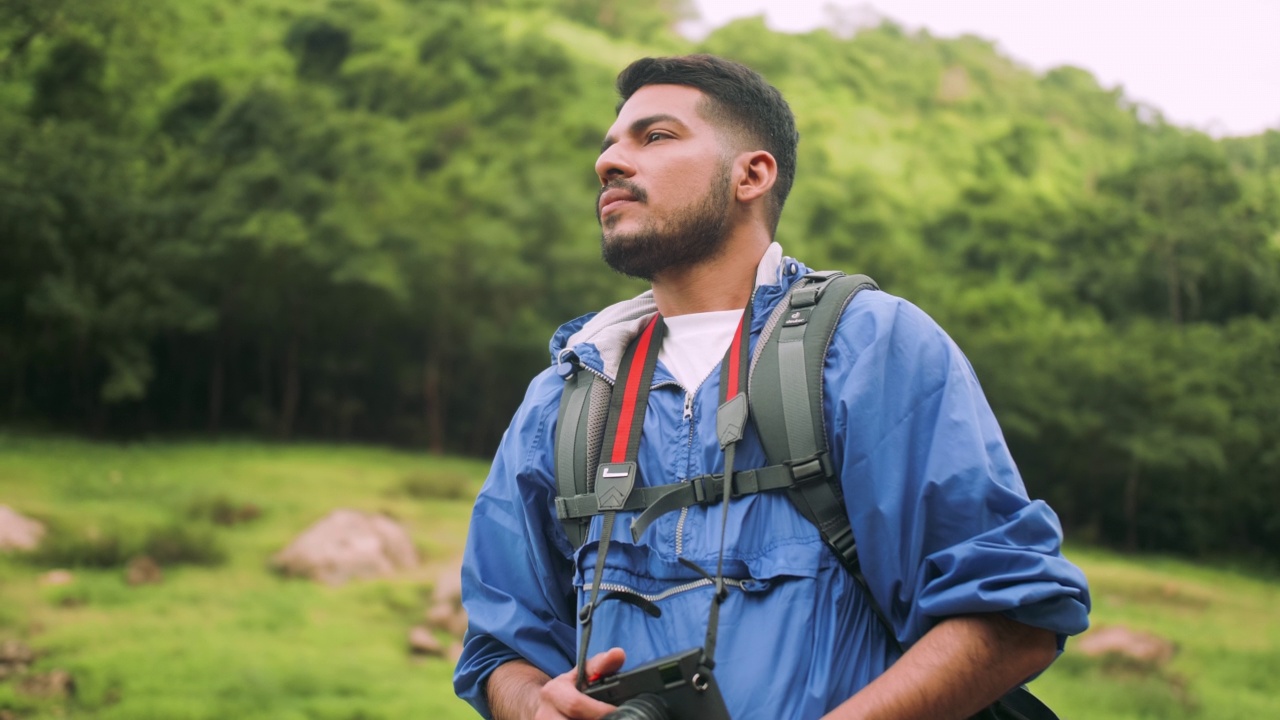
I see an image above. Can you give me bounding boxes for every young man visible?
[454,55,1090,720]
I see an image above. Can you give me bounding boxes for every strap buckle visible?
[825,524,859,568]
[787,452,833,487]
[690,475,720,504]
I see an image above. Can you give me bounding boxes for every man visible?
[454,55,1090,719]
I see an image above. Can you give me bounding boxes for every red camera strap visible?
[577,299,754,689]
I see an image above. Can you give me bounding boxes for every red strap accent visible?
[610,314,659,464]
[725,319,744,397]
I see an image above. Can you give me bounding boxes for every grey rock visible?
[0,506,44,552]
[272,509,419,586]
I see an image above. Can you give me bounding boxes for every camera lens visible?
[602,693,671,720]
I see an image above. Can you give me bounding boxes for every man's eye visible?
[646,132,668,143]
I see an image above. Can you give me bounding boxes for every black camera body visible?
[583,647,731,720]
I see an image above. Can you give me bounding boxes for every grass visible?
[0,435,483,720]
[1,435,1278,719]
[1029,546,1280,719]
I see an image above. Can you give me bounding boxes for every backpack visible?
[552,270,1057,720]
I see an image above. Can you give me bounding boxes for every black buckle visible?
[787,452,832,487]
[826,524,857,560]
[690,475,718,504]
[790,285,822,308]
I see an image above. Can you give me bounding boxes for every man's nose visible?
[595,144,635,185]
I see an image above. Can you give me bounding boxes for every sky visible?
[685,0,1280,137]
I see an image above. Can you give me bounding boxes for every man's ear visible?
[734,150,777,204]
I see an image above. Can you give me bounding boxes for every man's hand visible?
[488,648,627,720]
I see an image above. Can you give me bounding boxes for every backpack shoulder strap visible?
[553,270,881,556]
[554,361,602,549]
[748,271,878,575]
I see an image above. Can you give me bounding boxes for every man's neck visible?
[650,233,771,317]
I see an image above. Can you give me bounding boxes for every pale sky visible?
[686,0,1280,137]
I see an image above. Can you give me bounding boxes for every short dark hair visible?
[616,54,799,233]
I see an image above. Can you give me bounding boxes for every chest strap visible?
[556,451,833,541]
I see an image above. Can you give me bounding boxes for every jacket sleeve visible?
[824,292,1090,650]
[453,368,578,718]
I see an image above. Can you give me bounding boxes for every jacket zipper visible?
[677,388,697,557]
[579,363,613,386]
[587,577,744,604]
[675,285,763,558]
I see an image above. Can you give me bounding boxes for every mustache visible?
[597,179,649,206]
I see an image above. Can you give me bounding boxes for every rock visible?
[0,640,36,681]
[18,669,75,698]
[408,625,443,656]
[424,559,468,637]
[1075,625,1176,666]
[0,506,44,552]
[432,562,463,607]
[272,509,418,586]
[0,640,36,665]
[39,569,75,587]
[125,556,163,586]
[426,601,469,639]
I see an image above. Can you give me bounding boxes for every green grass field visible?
[1,436,1277,719]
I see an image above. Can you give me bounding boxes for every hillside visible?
[1,0,1278,560]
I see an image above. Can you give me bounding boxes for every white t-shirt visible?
[655,243,783,392]
[658,309,744,392]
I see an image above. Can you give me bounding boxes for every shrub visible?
[28,520,226,569]
[396,471,473,501]
[142,524,226,567]
[29,522,137,569]
[186,495,262,526]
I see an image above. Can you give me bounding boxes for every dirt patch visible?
[1076,625,1177,667]
[125,556,163,586]
[0,640,36,681]
[1109,580,1212,611]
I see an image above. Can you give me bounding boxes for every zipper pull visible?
[555,351,579,378]
[683,391,694,420]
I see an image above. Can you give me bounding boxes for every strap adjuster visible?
[787,452,833,486]
[790,285,822,308]
[826,524,857,561]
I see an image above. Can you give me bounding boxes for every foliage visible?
[0,0,1277,561]
[186,494,263,526]
[27,518,227,569]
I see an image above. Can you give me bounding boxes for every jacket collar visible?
[551,243,807,381]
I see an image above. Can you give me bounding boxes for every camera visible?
[583,647,731,720]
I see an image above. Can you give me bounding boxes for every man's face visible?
[595,84,735,281]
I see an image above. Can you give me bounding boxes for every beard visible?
[598,166,733,281]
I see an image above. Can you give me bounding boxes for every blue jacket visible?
[454,250,1090,719]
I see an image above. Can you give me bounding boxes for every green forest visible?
[2,0,1278,563]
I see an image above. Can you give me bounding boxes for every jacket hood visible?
[549,243,795,380]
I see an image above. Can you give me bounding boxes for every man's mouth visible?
[598,185,643,219]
